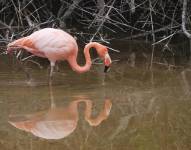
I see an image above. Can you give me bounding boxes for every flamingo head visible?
[96,45,112,73]
[103,51,112,73]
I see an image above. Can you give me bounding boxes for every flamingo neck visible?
[68,42,100,73]
[71,99,111,126]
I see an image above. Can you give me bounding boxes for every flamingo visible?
[9,99,112,139]
[7,28,112,78]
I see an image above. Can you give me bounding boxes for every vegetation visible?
[0,0,191,67]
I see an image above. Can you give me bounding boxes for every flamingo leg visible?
[49,61,55,80]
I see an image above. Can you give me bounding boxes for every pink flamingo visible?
[9,99,112,139]
[7,28,112,78]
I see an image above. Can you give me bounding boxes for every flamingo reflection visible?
[8,85,112,139]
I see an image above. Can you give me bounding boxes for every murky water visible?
[0,41,191,150]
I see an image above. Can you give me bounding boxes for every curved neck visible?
[68,42,100,73]
[71,99,111,126]
[83,99,112,126]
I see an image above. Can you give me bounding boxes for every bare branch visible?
[182,0,191,38]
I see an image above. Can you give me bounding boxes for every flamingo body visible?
[28,28,78,61]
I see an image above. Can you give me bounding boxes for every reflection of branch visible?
[182,0,191,38]
[109,115,134,140]
[181,70,191,95]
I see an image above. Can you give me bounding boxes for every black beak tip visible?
[104,66,110,73]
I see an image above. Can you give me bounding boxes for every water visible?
[0,41,191,150]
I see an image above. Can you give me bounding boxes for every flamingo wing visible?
[29,28,78,61]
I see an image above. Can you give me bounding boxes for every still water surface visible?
[0,42,191,150]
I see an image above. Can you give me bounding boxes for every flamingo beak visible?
[104,66,110,73]
[104,52,112,73]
